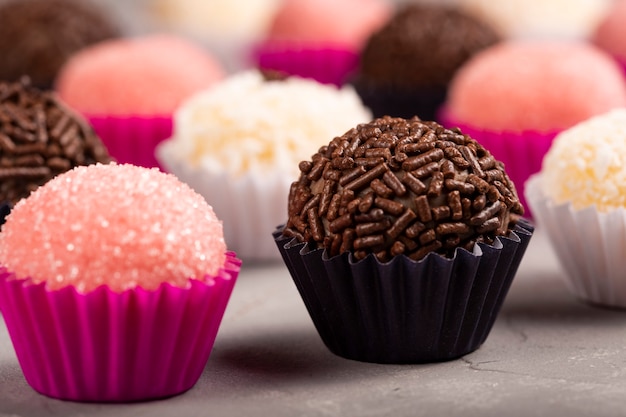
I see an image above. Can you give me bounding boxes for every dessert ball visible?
[446,40,626,132]
[159,70,372,178]
[150,0,281,41]
[0,164,227,293]
[353,4,500,120]
[540,109,626,212]
[283,116,523,262]
[266,0,392,50]
[526,109,626,308]
[459,0,612,40]
[275,116,532,363]
[255,0,392,86]
[0,0,119,88]
[55,34,225,168]
[0,163,240,402]
[0,78,111,205]
[55,34,225,116]
[157,70,372,261]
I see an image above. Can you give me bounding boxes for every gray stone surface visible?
[2,227,626,417]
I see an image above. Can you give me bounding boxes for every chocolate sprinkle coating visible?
[283,116,523,262]
[0,0,119,88]
[357,4,500,88]
[0,78,111,204]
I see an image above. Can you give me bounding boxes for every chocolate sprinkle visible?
[283,116,523,262]
[0,78,111,204]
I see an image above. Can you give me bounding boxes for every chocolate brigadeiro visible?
[283,116,523,262]
[275,116,532,364]
[0,78,111,207]
[352,4,500,121]
[0,0,119,89]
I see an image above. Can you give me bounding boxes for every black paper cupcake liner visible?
[351,79,447,122]
[273,219,533,364]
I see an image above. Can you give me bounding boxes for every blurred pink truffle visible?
[443,40,626,215]
[446,40,626,132]
[593,0,626,67]
[267,0,392,50]
[54,35,225,168]
[256,0,392,86]
[56,34,225,116]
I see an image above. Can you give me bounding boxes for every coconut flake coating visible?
[0,164,227,292]
[161,70,372,178]
[283,116,523,262]
[541,109,626,212]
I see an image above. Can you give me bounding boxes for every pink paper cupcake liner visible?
[0,252,241,402]
[439,114,558,216]
[87,115,173,170]
[253,42,359,86]
[273,222,533,364]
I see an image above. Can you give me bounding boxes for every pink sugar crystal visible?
[55,34,225,116]
[0,164,227,293]
[446,41,626,132]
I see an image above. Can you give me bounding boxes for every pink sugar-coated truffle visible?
[446,41,626,132]
[55,34,225,116]
[266,0,392,50]
[0,163,227,293]
[593,0,626,64]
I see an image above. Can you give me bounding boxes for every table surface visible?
[2,225,626,417]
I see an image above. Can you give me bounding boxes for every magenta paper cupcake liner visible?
[351,79,447,122]
[0,253,241,402]
[253,42,359,86]
[273,222,533,364]
[440,116,558,216]
[87,115,173,170]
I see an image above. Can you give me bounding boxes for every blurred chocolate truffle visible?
[353,4,500,121]
[0,78,111,205]
[0,0,119,88]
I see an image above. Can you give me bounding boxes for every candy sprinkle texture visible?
[0,163,227,292]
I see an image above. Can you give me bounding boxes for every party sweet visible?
[283,116,523,262]
[255,0,392,86]
[353,3,500,121]
[275,116,533,363]
[55,34,225,116]
[158,70,372,261]
[55,34,225,168]
[444,40,626,213]
[0,0,119,88]
[0,164,227,293]
[446,41,626,132]
[0,78,111,205]
[526,109,626,308]
[0,163,240,402]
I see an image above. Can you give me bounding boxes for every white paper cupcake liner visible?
[157,144,291,262]
[526,175,626,308]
